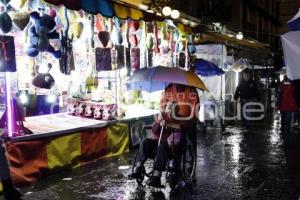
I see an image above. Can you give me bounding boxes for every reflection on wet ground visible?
[1,115,300,200]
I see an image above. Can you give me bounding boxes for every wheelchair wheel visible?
[131,151,145,186]
[180,139,196,184]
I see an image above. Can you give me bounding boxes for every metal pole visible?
[0,138,22,200]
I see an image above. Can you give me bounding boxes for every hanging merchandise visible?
[0,35,16,72]
[96,17,112,71]
[131,47,140,73]
[59,7,74,74]
[71,22,83,39]
[0,11,13,33]
[114,45,125,69]
[129,21,140,72]
[8,0,27,9]
[95,47,112,71]
[188,35,196,54]
[8,11,30,31]
[178,52,185,69]
[98,31,110,47]
[111,17,123,45]
[26,10,62,58]
[153,22,160,54]
[85,63,98,93]
[32,63,55,89]
[145,23,154,68]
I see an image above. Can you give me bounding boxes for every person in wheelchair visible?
[131,83,199,188]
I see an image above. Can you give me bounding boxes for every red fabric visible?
[6,141,49,186]
[80,128,108,164]
[278,83,298,112]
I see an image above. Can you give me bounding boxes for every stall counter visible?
[1,109,157,190]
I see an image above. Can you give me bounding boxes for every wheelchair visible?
[130,124,197,190]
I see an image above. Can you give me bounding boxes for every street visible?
[1,115,299,200]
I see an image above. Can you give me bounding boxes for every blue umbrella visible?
[194,58,225,77]
[288,9,300,31]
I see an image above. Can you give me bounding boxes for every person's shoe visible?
[146,176,162,188]
[129,166,145,180]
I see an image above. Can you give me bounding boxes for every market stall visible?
[0,0,198,191]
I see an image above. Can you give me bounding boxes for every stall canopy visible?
[281,31,300,80]
[43,0,166,22]
[288,8,300,31]
[194,58,225,77]
[194,44,226,100]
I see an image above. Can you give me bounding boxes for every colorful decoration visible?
[32,63,55,89]
[0,36,16,72]
[26,11,62,58]
[5,123,129,187]
[71,22,83,39]
[95,47,112,71]
[8,11,30,31]
[98,31,110,48]
[0,12,13,33]
[59,7,74,74]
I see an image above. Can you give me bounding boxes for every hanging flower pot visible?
[98,31,110,48]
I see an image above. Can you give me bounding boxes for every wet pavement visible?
[1,114,300,200]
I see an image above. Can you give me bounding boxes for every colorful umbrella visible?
[126,66,208,92]
[194,58,225,77]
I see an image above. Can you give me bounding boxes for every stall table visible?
[0,108,158,191]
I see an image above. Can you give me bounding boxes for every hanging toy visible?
[26,10,61,58]
[32,63,55,89]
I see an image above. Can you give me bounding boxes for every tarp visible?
[194,58,225,77]
[195,44,226,100]
[288,8,300,31]
[281,31,300,80]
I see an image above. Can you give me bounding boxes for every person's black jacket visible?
[234,80,259,101]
